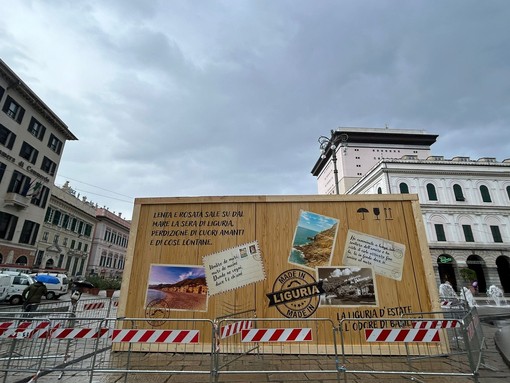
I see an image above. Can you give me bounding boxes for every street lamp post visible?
[318,130,348,195]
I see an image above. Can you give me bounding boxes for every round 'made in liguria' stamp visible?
[266,269,324,318]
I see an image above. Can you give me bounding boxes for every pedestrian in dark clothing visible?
[22,278,47,313]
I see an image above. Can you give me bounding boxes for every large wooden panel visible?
[118,195,439,351]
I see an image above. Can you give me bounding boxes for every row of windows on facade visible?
[1,164,51,209]
[1,118,61,171]
[0,87,64,155]
[34,250,86,276]
[0,211,40,245]
[433,223,503,243]
[99,254,125,269]
[396,182,510,203]
[103,228,128,248]
[0,129,59,175]
[45,207,93,236]
[41,231,89,253]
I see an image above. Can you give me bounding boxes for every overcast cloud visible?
[1,0,509,219]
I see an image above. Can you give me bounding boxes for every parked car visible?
[0,271,35,305]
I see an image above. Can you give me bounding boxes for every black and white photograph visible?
[317,266,377,307]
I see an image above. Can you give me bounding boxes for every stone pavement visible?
[473,321,510,383]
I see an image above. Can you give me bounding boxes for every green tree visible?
[459,268,476,283]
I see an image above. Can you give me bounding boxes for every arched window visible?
[377,187,382,194]
[15,256,28,265]
[399,182,409,194]
[480,185,492,203]
[453,184,465,201]
[507,186,510,200]
[426,183,438,201]
[45,258,55,268]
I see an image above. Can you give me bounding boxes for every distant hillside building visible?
[0,59,77,269]
[88,208,130,278]
[312,127,510,294]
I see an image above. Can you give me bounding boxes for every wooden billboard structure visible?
[117,194,440,352]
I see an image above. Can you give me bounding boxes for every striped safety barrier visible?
[0,321,61,339]
[365,328,440,342]
[412,320,461,329]
[0,323,199,342]
[111,329,199,343]
[220,320,252,339]
[241,328,312,343]
[51,328,110,339]
[82,302,105,311]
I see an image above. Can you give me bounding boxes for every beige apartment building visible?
[0,59,77,269]
[88,208,130,279]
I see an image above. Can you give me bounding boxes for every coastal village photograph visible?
[145,264,208,312]
[289,210,339,270]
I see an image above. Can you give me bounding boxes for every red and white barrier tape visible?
[0,323,200,343]
[241,328,312,342]
[51,328,110,339]
[82,302,105,310]
[365,328,440,342]
[111,329,199,343]
[0,321,61,339]
[220,320,252,339]
[412,320,460,329]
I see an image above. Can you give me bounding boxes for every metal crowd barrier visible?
[338,307,485,382]
[214,317,341,382]
[0,306,486,383]
[0,314,110,383]
[0,296,119,320]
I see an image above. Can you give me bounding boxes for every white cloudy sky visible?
[2,1,509,220]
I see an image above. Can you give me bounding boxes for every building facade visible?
[88,208,130,279]
[312,127,510,294]
[34,182,97,277]
[312,128,438,194]
[0,59,77,270]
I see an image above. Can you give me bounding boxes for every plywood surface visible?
[118,195,438,349]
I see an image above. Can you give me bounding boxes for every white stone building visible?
[312,127,510,294]
[34,182,97,277]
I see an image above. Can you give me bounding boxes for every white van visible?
[30,272,69,300]
[0,274,11,302]
[0,271,35,305]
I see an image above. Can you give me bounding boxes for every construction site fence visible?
[0,304,487,383]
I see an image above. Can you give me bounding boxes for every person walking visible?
[22,277,47,313]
